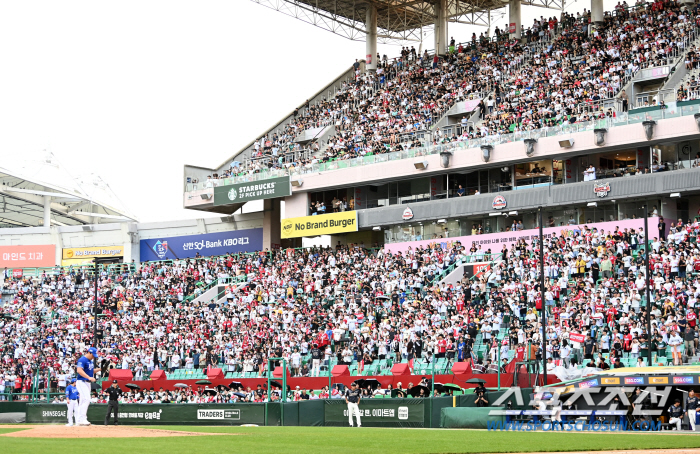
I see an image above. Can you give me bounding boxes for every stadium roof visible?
[0,152,138,228]
[251,0,563,42]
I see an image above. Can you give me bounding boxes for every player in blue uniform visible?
[75,347,98,426]
[65,378,80,426]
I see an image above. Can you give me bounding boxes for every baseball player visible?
[75,347,98,426]
[345,382,362,428]
[65,378,80,426]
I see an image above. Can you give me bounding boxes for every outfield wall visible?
[25,393,524,428]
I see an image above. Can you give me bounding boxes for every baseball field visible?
[1,425,700,454]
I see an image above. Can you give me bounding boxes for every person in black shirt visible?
[346,382,362,427]
[583,335,596,360]
[669,400,684,430]
[103,380,122,426]
[687,390,698,431]
[474,384,489,407]
[310,344,322,377]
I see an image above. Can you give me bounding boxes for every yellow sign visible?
[62,246,124,260]
[281,211,358,239]
[649,376,669,384]
[601,377,620,385]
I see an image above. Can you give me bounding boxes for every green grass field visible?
[3,426,700,454]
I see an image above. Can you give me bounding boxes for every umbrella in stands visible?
[195,380,212,385]
[391,389,407,398]
[442,383,463,391]
[465,378,486,384]
[408,384,431,397]
[174,383,188,388]
[431,383,446,394]
[125,383,140,390]
[229,381,243,390]
[269,380,283,389]
[355,379,381,389]
[216,384,230,391]
[233,392,246,398]
[202,388,218,396]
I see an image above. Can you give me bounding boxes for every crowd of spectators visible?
[197,0,700,186]
[3,213,700,402]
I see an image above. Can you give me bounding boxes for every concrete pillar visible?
[365,4,377,71]
[434,0,448,55]
[591,0,604,25]
[43,195,51,227]
[263,198,281,251]
[509,0,521,39]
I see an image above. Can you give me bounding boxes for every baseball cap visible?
[113,380,118,383]
[88,347,99,358]
[70,378,76,383]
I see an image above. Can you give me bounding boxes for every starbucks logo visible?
[227,188,237,201]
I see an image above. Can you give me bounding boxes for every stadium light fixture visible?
[558,138,575,148]
[439,151,452,168]
[587,202,597,207]
[642,120,656,140]
[372,226,381,231]
[200,194,211,200]
[594,128,607,146]
[480,145,493,162]
[489,213,502,217]
[291,178,303,187]
[524,139,537,157]
[507,211,518,216]
[437,219,447,224]
[414,161,429,170]
[695,113,700,131]
[670,193,681,198]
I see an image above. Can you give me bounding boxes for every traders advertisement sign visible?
[139,228,263,261]
[0,245,55,268]
[213,176,291,206]
[27,403,265,426]
[281,211,358,239]
[323,399,425,427]
[62,246,124,260]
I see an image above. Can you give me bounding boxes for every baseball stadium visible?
[4,0,700,452]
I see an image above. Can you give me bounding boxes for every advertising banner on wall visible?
[62,246,124,260]
[62,246,124,266]
[26,403,266,425]
[384,218,659,255]
[0,245,55,268]
[139,228,263,261]
[323,399,425,427]
[281,211,358,239]
[213,176,291,206]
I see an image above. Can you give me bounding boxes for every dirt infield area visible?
[0,424,229,438]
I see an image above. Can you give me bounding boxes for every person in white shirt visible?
[668,331,684,365]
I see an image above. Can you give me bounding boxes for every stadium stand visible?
[5,0,700,404]
[200,0,700,184]
[2,215,700,403]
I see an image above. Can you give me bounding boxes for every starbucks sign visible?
[214,176,291,206]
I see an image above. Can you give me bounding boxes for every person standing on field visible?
[75,347,98,426]
[103,380,123,426]
[65,378,79,426]
[346,382,362,427]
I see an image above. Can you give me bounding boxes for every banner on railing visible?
[140,228,263,261]
[281,211,358,239]
[385,218,659,256]
[213,176,291,206]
